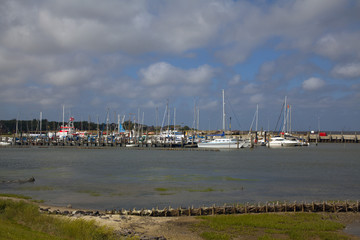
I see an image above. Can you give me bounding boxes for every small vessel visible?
[197,138,245,149]
[125,143,139,147]
[266,136,298,148]
[0,141,11,146]
[56,117,76,138]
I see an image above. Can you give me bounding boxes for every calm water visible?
[1,144,359,210]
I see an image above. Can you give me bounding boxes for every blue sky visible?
[0,0,359,131]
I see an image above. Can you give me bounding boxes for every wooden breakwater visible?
[40,201,359,217]
[106,201,360,217]
[41,201,360,217]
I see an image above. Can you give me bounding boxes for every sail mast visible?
[222,89,225,132]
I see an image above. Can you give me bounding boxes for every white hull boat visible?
[266,136,298,148]
[197,138,245,149]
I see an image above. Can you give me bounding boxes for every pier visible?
[307,133,359,143]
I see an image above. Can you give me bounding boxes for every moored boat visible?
[197,138,245,149]
[266,136,298,148]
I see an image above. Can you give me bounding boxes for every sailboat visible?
[197,90,247,149]
[267,97,307,148]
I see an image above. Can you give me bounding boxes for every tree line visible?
[0,119,191,135]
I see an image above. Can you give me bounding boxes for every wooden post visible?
[265,202,268,213]
[301,202,304,212]
[345,201,348,212]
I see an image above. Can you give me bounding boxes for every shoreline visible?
[2,196,360,239]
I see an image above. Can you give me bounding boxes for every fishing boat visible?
[56,117,76,138]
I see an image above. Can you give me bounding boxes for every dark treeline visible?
[0,119,191,135]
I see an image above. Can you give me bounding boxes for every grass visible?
[194,213,349,240]
[156,174,257,182]
[77,190,101,197]
[0,198,119,240]
[154,187,169,192]
[188,188,217,193]
[18,186,54,191]
[0,193,32,200]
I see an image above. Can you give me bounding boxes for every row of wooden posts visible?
[104,201,360,217]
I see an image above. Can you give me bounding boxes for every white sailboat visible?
[198,89,247,149]
[267,96,308,148]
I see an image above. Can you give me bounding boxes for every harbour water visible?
[1,143,360,210]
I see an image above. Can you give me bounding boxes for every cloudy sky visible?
[1,0,359,131]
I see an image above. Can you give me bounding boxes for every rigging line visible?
[274,99,285,133]
[225,96,242,130]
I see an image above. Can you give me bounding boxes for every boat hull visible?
[197,142,244,149]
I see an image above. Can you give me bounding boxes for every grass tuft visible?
[188,188,216,192]
[0,193,32,200]
[77,190,101,197]
[154,187,169,192]
[0,199,117,240]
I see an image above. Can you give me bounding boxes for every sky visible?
[0,0,359,131]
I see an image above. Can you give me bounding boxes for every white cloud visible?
[250,94,264,104]
[242,83,259,94]
[332,63,360,79]
[45,68,92,86]
[302,77,325,91]
[229,74,241,85]
[315,32,360,60]
[140,62,214,86]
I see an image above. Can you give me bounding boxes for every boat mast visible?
[197,107,200,131]
[62,104,65,128]
[174,107,176,132]
[117,114,120,134]
[282,96,287,133]
[289,105,292,134]
[106,108,109,136]
[222,89,225,132]
[39,112,42,136]
[256,104,258,132]
[155,107,159,135]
